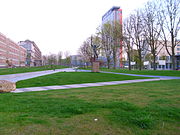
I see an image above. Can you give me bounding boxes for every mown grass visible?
[16,72,151,88]
[0,65,67,75]
[80,67,180,77]
[0,79,180,135]
[101,68,180,77]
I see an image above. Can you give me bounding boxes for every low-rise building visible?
[70,55,84,67]
[18,40,42,66]
[0,32,26,67]
[142,40,180,70]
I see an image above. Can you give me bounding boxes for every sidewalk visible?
[0,68,75,82]
[0,68,179,93]
[79,69,180,79]
[12,78,169,93]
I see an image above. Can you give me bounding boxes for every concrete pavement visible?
[0,68,179,93]
[99,71,180,79]
[12,78,169,93]
[0,68,75,82]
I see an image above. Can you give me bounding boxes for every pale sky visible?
[0,0,149,56]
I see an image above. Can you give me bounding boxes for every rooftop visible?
[102,6,121,21]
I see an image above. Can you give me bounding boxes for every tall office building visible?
[102,6,123,67]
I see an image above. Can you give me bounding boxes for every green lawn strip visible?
[101,68,180,77]
[80,67,180,77]
[0,79,179,135]
[0,65,67,75]
[16,72,151,88]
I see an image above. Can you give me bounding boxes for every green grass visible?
[16,72,151,88]
[98,68,180,77]
[0,79,180,135]
[0,65,67,75]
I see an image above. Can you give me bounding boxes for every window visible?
[177,48,180,51]
[166,56,170,61]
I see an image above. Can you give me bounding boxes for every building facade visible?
[18,40,42,67]
[141,40,180,70]
[102,6,123,67]
[70,55,88,67]
[0,33,26,67]
[175,41,180,55]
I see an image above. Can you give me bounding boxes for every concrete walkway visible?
[0,68,179,93]
[78,69,180,79]
[100,71,180,79]
[12,78,169,93]
[0,68,75,82]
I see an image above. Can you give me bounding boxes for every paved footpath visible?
[0,68,179,93]
[13,78,170,93]
[0,68,75,82]
[99,71,180,79]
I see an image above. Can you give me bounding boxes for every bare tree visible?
[123,17,134,70]
[101,22,114,69]
[57,51,63,66]
[143,1,163,70]
[78,37,93,67]
[64,51,71,67]
[47,53,57,68]
[112,21,123,69]
[131,10,146,70]
[159,0,180,70]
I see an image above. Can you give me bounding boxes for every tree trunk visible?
[139,58,142,70]
[153,53,156,70]
[107,57,111,69]
[127,52,131,70]
[138,50,142,70]
[171,30,176,70]
[113,53,116,69]
[172,54,176,70]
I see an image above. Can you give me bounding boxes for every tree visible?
[143,1,163,70]
[100,21,122,69]
[57,51,63,66]
[159,0,180,70]
[78,37,93,67]
[101,22,113,69]
[131,10,146,70]
[42,55,48,66]
[123,17,134,70]
[112,21,123,69]
[64,51,71,67]
[47,53,57,68]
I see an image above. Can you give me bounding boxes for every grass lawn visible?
[98,68,180,77]
[0,65,67,75]
[16,72,151,88]
[0,79,180,135]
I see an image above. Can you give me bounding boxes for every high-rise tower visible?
[102,6,123,67]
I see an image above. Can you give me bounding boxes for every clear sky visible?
[0,0,149,56]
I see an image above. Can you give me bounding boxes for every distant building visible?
[70,55,84,67]
[0,32,26,67]
[175,41,180,55]
[18,40,42,66]
[142,40,180,70]
[102,6,123,67]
